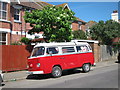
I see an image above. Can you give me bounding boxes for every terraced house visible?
[0,0,86,45]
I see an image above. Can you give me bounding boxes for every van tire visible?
[52,66,62,78]
[82,63,90,73]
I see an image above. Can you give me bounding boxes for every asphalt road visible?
[2,64,119,88]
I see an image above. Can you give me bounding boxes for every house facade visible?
[0,1,86,45]
[71,17,86,32]
[0,0,46,45]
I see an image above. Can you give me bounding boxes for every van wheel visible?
[82,63,90,73]
[52,66,62,78]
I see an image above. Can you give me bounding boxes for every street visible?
[2,64,119,88]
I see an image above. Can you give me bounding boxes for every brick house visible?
[0,1,86,45]
[71,17,86,32]
[0,0,48,45]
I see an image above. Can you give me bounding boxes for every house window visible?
[26,8,31,12]
[14,8,20,21]
[0,32,6,45]
[0,2,7,20]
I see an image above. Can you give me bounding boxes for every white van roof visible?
[34,42,89,48]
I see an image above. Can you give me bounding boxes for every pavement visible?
[2,59,119,82]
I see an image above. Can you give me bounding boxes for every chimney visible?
[113,10,118,13]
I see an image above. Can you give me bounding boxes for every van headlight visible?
[37,63,40,67]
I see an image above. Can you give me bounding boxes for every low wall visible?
[100,45,118,61]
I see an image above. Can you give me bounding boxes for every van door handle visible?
[59,57,65,59]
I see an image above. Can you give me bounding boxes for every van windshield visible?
[31,46,45,57]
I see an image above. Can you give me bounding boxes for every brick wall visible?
[89,43,118,62]
[0,22,10,29]
[7,33,11,45]
[81,25,85,32]
[93,43,100,62]
[11,34,25,43]
[7,3,11,21]
[6,5,34,44]
[72,22,86,32]
[89,43,100,62]
[72,22,79,31]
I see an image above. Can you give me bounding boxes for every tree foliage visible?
[24,6,76,42]
[72,30,87,40]
[90,20,120,45]
[20,37,31,45]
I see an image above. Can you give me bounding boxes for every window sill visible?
[0,19,11,23]
[14,20,22,23]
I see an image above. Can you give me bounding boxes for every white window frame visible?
[0,2,7,20]
[0,32,7,45]
[13,5,22,22]
[14,8,20,22]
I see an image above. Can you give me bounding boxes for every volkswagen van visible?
[27,42,95,78]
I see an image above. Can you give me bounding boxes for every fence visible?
[88,43,118,62]
[1,45,33,72]
[100,45,118,61]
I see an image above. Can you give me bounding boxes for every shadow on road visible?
[26,69,83,80]
[26,74,51,80]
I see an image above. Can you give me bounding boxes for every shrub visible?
[20,37,31,45]
[10,41,22,45]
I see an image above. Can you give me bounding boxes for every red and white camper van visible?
[27,42,95,78]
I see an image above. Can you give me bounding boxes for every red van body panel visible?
[28,52,94,74]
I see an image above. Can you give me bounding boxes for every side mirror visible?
[49,51,52,56]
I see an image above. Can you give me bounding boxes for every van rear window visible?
[76,46,88,52]
[62,47,75,53]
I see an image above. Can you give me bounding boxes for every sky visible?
[46,2,118,22]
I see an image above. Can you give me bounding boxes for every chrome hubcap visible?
[54,69,60,76]
[85,64,90,71]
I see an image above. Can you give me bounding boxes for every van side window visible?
[62,47,75,53]
[46,47,59,54]
[31,47,45,56]
[76,46,88,52]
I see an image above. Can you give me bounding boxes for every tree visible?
[20,37,31,45]
[72,30,87,40]
[90,20,120,45]
[24,6,76,42]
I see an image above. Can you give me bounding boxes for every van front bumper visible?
[27,71,44,74]
[92,63,96,66]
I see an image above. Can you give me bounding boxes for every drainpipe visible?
[21,9,22,39]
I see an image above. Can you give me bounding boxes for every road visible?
[2,64,119,88]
